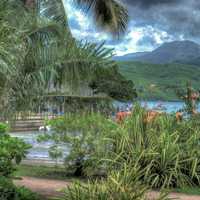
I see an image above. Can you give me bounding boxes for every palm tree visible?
[19,0,128,91]
[73,0,128,36]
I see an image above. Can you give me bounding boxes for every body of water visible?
[115,101,200,113]
[10,131,69,162]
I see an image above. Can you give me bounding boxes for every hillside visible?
[118,61,200,100]
[115,40,200,65]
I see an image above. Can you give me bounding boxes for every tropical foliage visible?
[0,0,131,118]
[42,105,200,191]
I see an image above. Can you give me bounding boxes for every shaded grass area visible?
[174,187,200,195]
[15,165,80,182]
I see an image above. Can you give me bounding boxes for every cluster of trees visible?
[0,0,135,119]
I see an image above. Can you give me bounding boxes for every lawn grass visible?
[15,164,79,181]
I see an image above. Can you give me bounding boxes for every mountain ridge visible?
[114,40,200,65]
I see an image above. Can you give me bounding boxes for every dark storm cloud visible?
[122,0,200,42]
[124,0,181,8]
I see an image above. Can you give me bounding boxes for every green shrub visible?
[0,177,17,200]
[16,187,41,200]
[0,134,31,177]
[0,122,9,134]
[39,113,118,176]
[0,177,41,200]
[0,122,37,200]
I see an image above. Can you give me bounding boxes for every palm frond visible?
[55,41,115,89]
[74,0,129,37]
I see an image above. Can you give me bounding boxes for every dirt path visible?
[148,191,200,200]
[14,177,200,200]
[14,176,70,199]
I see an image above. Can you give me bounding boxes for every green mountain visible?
[118,61,200,101]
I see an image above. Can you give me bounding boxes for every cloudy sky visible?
[63,0,200,56]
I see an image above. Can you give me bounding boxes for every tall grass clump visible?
[59,163,168,200]
[111,105,200,189]
[60,164,149,200]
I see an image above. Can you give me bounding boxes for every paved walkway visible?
[14,177,200,200]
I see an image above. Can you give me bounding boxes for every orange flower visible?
[116,111,131,123]
[144,110,160,123]
[176,112,183,122]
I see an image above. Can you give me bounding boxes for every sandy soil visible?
[14,177,200,200]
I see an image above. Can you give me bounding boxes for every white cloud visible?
[112,26,175,56]
[63,1,179,56]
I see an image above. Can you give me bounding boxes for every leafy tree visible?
[89,65,137,101]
